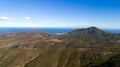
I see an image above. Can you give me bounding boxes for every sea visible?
[0,28,120,34]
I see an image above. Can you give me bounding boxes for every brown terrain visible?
[0,27,119,67]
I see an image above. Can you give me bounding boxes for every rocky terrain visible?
[0,27,119,67]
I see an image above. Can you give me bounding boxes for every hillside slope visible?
[0,27,119,67]
[25,27,120,67]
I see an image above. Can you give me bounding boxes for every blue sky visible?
[0,0,120,28]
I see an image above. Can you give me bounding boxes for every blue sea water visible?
[0,28,75,34]
[0,28,119,34]
[103,29,120,34]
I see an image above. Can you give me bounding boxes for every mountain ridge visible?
[59,27,120,41]
[0,27,119,67]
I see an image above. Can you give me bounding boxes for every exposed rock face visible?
[0,27,120,67]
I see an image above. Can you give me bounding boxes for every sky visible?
[0,0,120,28]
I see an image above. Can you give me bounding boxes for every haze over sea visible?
[0,28,120,34]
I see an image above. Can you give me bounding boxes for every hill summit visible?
[61,26,120,41]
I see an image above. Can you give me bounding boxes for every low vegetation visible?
[0,27,119,67]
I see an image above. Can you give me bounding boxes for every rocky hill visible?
[0,27,119,67]
[61,27,120,41]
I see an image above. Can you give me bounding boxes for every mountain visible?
[68,27,106,39]
[60,27,120,41]
[0,27,119,67]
